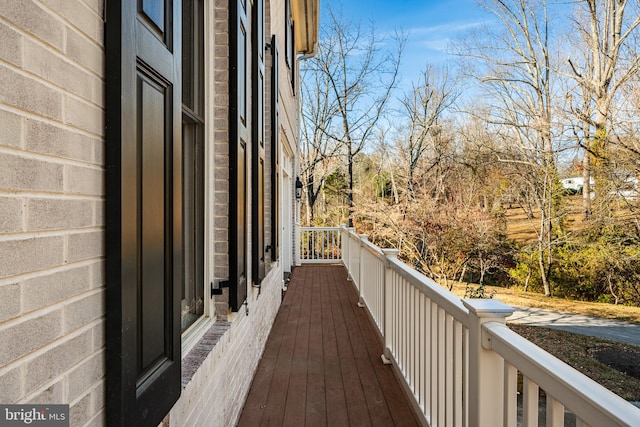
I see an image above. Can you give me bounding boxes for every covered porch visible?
[238,264,420,426]
[239,227,640,426]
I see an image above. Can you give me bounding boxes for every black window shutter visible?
[285,0,291,68]
[290,21,296,93]
[105,0,182,425]
[230,0,249,310]
[270,35,280,261]
[252,0,266,285]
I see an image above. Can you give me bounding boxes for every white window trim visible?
[182,0,216,357]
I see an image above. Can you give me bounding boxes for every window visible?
[285,0,295,92]
[271,35,280,261]
[182,0,205,332]
[252,0,266,284]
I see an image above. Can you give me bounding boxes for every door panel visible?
[139,75,168,374]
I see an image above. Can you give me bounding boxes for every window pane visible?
[181,0,205,332]
[182,0,204,114]
[181,119,205,332]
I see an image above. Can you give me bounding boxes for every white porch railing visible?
[299,226,640,427]
[299,227,342,263]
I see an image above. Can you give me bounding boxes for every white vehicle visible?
[560,174,638,199]
[560,176,590,194]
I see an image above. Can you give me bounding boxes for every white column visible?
[357,234,369,307]
[463,299,514,427]
[381,248,399,365]
[294,222,301,266]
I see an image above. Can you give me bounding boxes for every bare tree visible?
[397,66,459,209]
[566,0,640,216]
[304,4,404,227]
[300,59,342,225]
[455,0,561,296]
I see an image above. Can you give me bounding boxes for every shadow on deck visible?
[238,264,421,426]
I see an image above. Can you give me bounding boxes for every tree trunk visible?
[524,265,532,292]
[305,181,315,225]
[582,147,592,219]
[459,264,467,282]
[538,214,551,296]
[390,169,399,205]
[347,151,354,227]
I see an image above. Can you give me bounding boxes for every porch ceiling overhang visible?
[291,0,319,56]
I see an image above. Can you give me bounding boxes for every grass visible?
[440,282,640,402]
[448,281,640,323]
[509,324,640,402]
[485,194,640,323]
[443,196,640,401]
[504,194,636,243]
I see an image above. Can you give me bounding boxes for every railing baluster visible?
[437,307,445,427]
[445,314,453,427]
[402,277,408,376]
[314,229,317,259]
[414,287,420,394]
[331,230,335,259]
[504,363,518,427]
[523,377,539,427]
[322,229,326,259]
[410,286,415,391]
[418,293,425,413]
[299,226,640,427]
[454,320,463,427]
[547,396,564,427]
[382,250,398,364]
[425,296,432,419]
[393,271,399,361]
[430,300,437,423]
[463,327,469,427]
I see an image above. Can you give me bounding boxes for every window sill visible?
[182,316,213,356]
[181,321,231,389]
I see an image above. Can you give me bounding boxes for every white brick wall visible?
[170,266,283,427]
[0,0,304,425]
[0,1,106,426]
[212,0,232,320]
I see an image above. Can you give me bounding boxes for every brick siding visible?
[0,0,301,425]
[0,1,106,426]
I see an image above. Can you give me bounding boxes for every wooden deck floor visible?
[238,265,421,427]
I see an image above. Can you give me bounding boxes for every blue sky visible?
[323,0,493,93]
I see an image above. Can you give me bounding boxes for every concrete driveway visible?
[508,306,640,347]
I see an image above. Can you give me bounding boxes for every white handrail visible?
[387,257,469,325]
[485,322,640,427]
[299,226,640,427]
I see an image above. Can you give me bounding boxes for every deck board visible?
[238,265,421,427]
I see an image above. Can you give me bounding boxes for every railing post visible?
[339,224,346,266]
[347,227,356,282]
[357,234,369,307]
[295,222,301,266]
[381,248,399,365]
[340,225,350,279]
[463,299,514,427]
